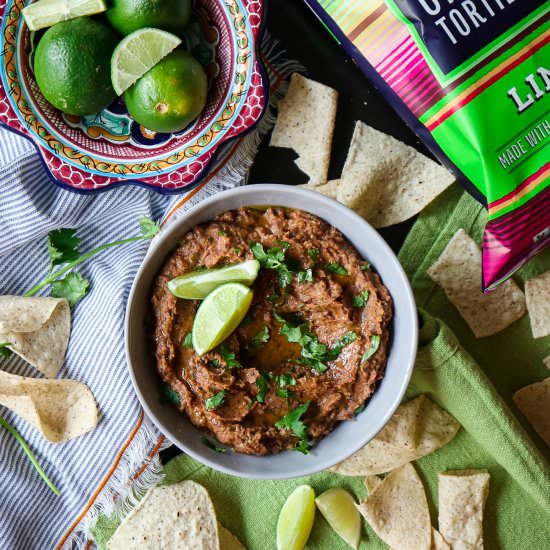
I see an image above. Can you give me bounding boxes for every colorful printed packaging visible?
[305,0,550,291]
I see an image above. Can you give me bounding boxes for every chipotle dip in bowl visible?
[126,185,417,478]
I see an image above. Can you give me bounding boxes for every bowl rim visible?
[125,184,418,479]
[0,0,269,195]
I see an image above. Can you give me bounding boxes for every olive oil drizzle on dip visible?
[150,207,392,455]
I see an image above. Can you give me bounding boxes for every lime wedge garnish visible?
[277,485,316,550]
[315,488,361,549]
[167,260,260,300]
[192,283,253,356]
[111,28,182,96]
[22,0,107,32]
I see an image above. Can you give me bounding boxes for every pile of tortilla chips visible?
[270,73,455,228]
[108,480,245,550]
[0,296,98,443]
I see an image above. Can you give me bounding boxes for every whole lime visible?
[124,49,207,134]
[34,17,119,116]
[106,0,192,36]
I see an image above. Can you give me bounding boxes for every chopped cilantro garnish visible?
[275,314,356,372]
[360,263,371,271]
[275,401,310,453]
[268,285,279,303]
[0,343,12,358]
[353,290,370,308]
[219,344,242,369]
[250,242,294,288]
[234,247,242,255]
[205,390,225,410]
[355,404,366,415]
[254,373,269,404]
[324,262,349,276]
[201,437,228,453]
[159,383,181,407]
[307,248,320,262]
[246,326,270,354]
[297,269,313,284]
[274,373,297,387]
[208,359,220,368]
[218,229,228,236]
[182,332,193,348]
[362,335,381,363]
[276,388,295,399]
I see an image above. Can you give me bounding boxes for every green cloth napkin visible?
[93,185,550,549]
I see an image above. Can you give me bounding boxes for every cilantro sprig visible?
[0,415,60,495]
[275,313,357,372]
[250,241,295,288]
[246,326,270,354]
[25,217,160,305]
[205,390,226,410]
[275,401,310,454]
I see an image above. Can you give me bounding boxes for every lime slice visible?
[277,485,316,550]
[167,260,260,300]
[192,283,253,356]
[22,0,107,32]
[111,28,182,96]
[315,488,361,549]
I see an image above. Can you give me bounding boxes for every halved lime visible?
[22,0,107,32]
[111,28,182,96]
[315,488,360,549]
[277,485,316,550]
[192,283,253,356]
[167,260,260,300]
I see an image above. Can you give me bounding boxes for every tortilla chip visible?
[270,73,337,185]
[337,121,454,227]
[357,463,431,550]
[543,356,550,370]
[0,370,97,442]
[330,395,460,476]
[219,524,246,550]
[298,179,340,199]
[427,229,526,338]
[108,481,220,550]
[432,528,451,550]
[365,475,384,495]
[0,296,70,378]
[525,270,550,338]
[513,377,550,448]
[438,470,490,550]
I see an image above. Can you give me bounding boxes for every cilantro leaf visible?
[362,335,381,363]
[47,229,80,269]
[50,272,90,305]
[254,373,269,404]
[324,262,349,276]
[276,388,295,399]
[297,269,313,284]
[0,343,12,358]
[246,326,270,354]
[268,285,279,303]
[139,217,161,238]
[251,242,296,288]
[275,401,309,437]
[294,439,311,454]
[218,229,228,237]
[307,248,320,262]
[325,331,357,360]
[353,290,370,308]
[205,390,226,410]
[360,263,371,271]
[201,437,228,453]
[274,373,296,388]
[159,383,181,407]
[219,344,242,369]
[208,359,220,368]
[182,332,193,348]
[355,404,366,415]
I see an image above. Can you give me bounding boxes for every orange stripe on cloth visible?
[132,435,166,481]
[55,412,145,549]
[425,28,550,130]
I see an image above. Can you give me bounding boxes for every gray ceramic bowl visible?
[125,184,418,479]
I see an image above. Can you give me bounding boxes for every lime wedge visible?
[315,488,361,549]
[22,0,107,32]
[192,283,253,356]
[277,485,316,550]
[111,28,182,96]
[167,260,260,300]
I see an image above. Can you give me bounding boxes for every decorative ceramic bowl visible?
[126,185,418,479]
[0,0,267,193]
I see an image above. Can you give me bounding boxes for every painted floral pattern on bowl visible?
[0,0,267,193]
